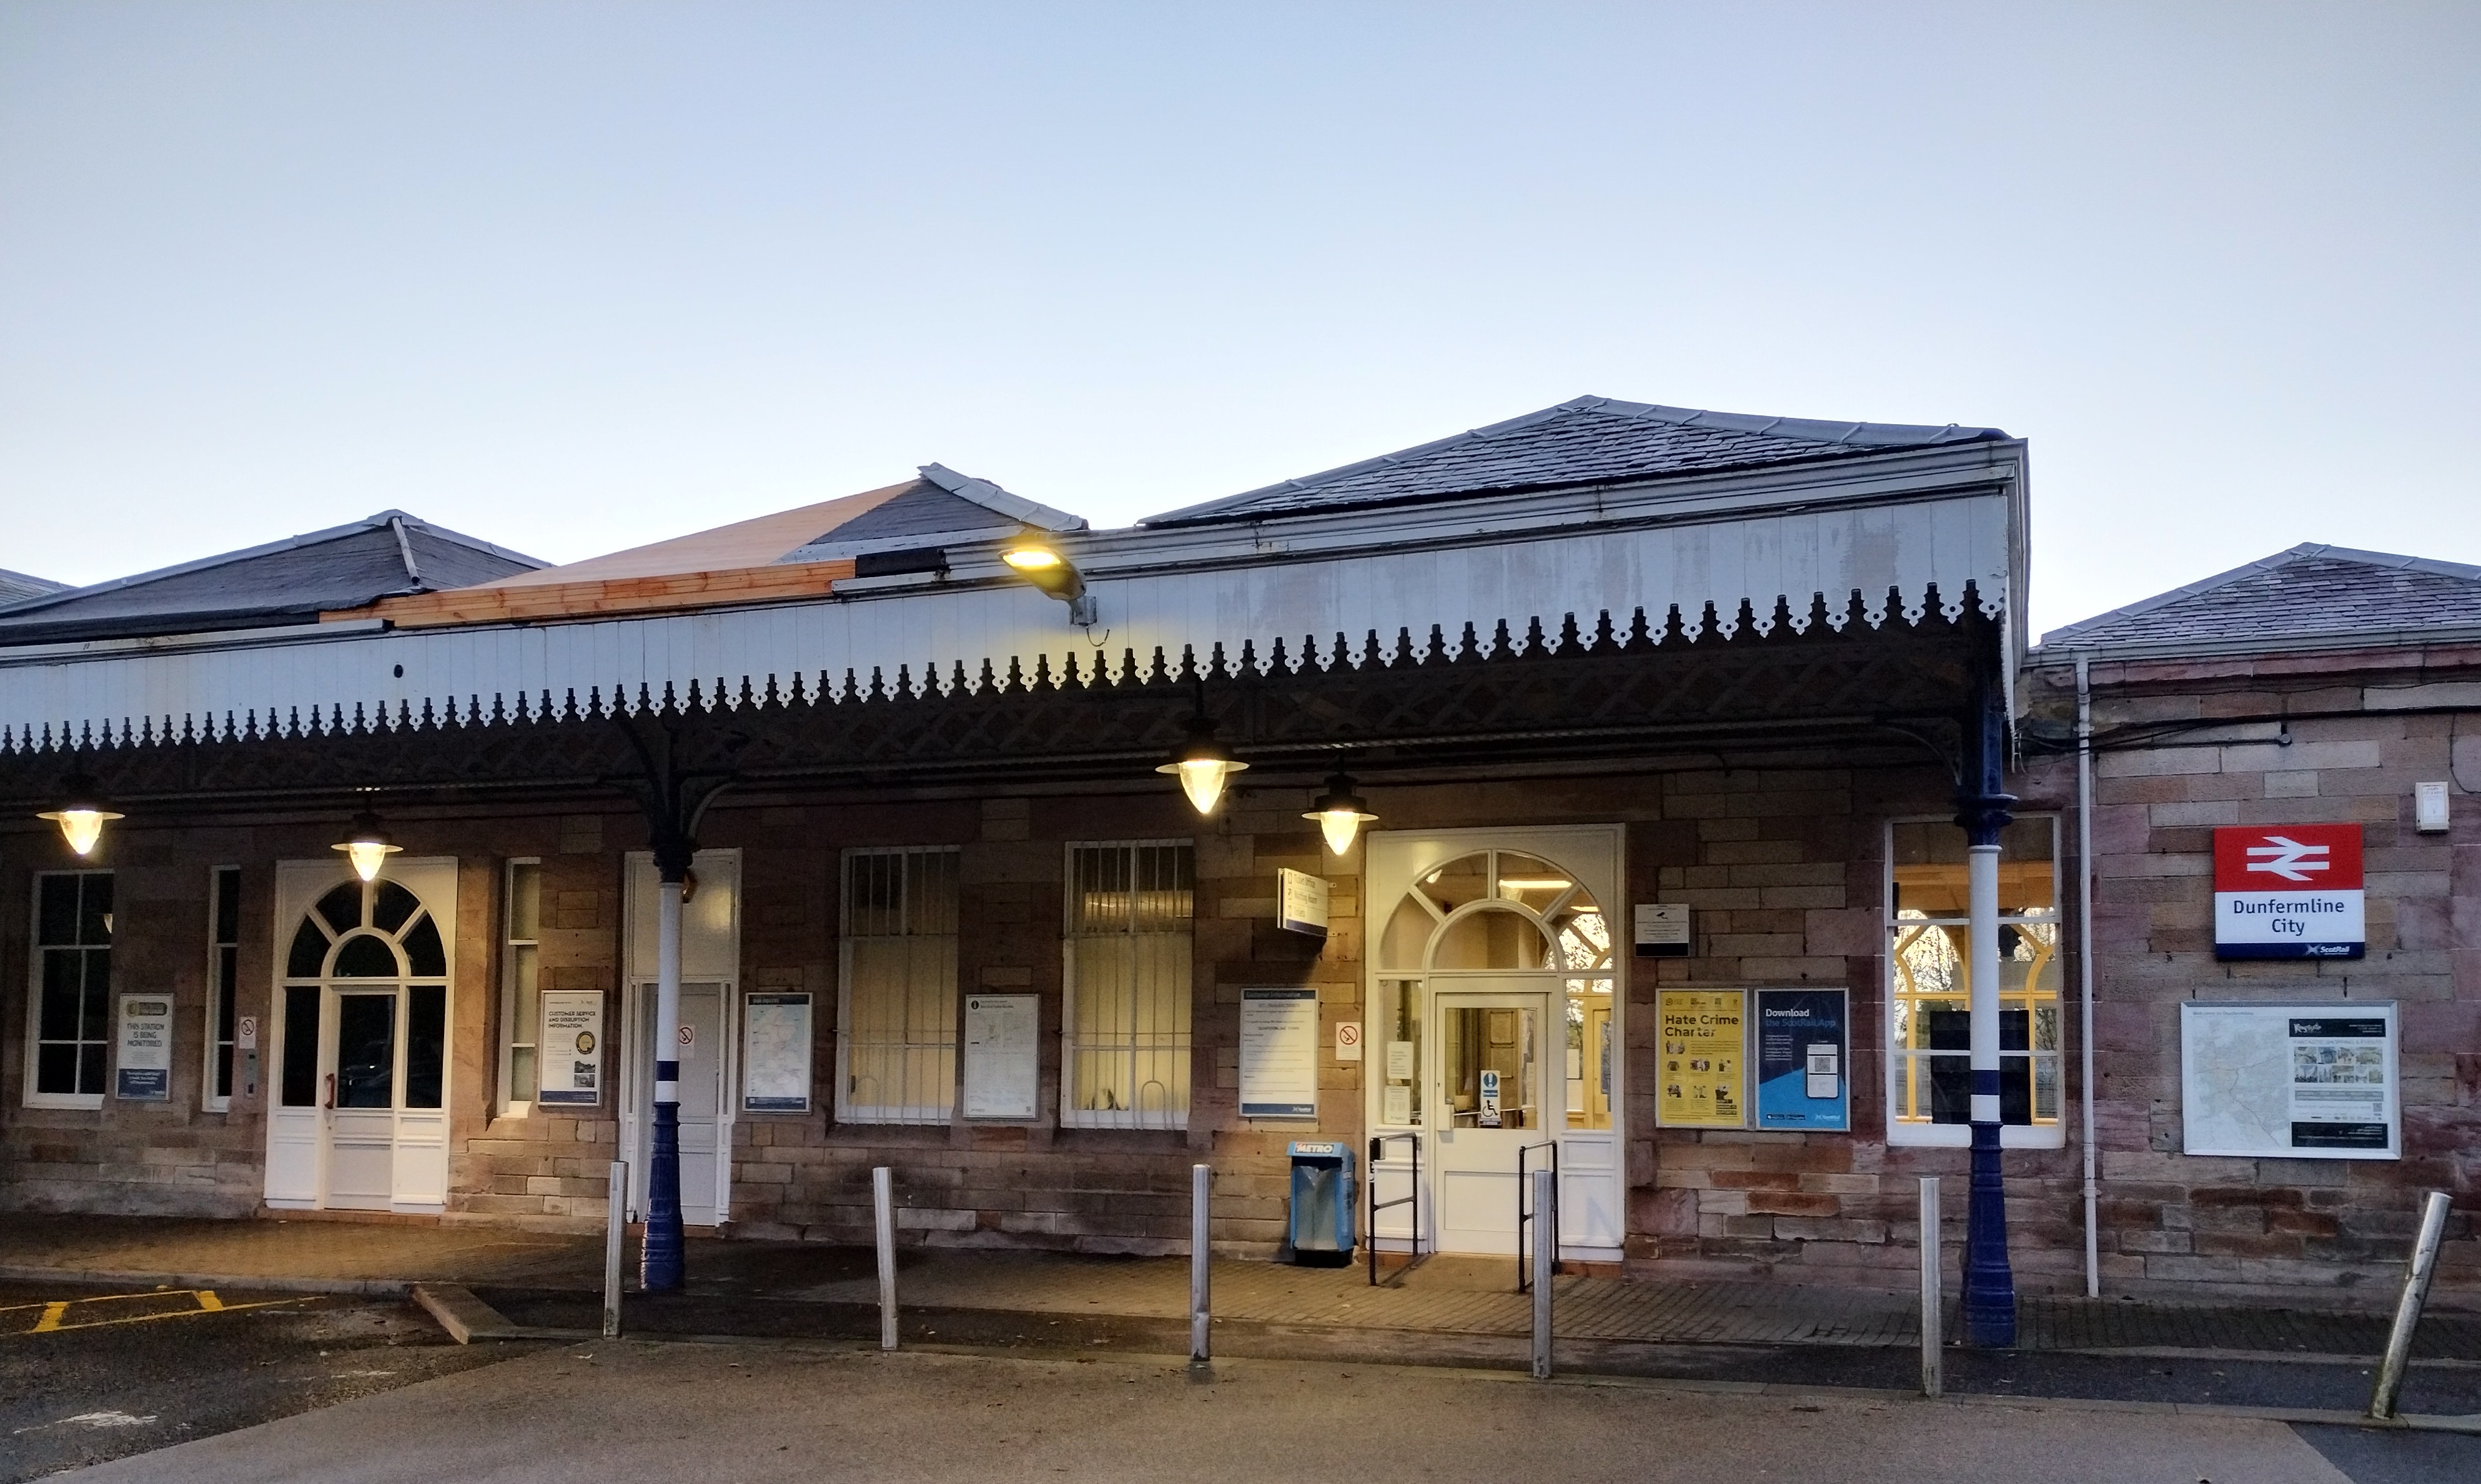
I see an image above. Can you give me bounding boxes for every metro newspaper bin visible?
[1284,1140,1357,1266]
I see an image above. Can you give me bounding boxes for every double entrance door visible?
[1431,987,1552,1255]
[274,982,449,1210]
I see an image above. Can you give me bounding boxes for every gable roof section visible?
[2039,544,2481,656]
[0,568,66,606]
[0,513,541,647]
[1142,394,2009,527]
[355,465,1082,629]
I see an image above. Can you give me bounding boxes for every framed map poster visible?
[741,992,813,1114]
[2181,1001,2398,1159]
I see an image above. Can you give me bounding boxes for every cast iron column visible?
[1957,670,2017,1346]
[641,839,690,1293]
[617,715,732,1296]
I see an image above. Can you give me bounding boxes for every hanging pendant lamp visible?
[333,809,404,882]
[1304,773,1379,855]
[36,773,123,858]
[1156,711,1248,815]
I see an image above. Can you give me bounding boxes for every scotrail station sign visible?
[2212,824,2365,961]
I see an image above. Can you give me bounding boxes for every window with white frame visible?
[499,859,542,1115]
[838,846,960,1124]
[204,866,240,1111]
[28,871,113,1107]
[1064,841,1193,1130]
[1886,815,2063,1147]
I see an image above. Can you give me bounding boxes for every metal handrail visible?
[1367,1132,1422,1287]
[1517,1138,1560,1292]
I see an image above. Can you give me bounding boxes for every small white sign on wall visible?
[1334,1021,1362,1062]
[1277,868,1329,939]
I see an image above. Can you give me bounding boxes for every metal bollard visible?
[1191,1163,1212,1366]
[1530,1166,1555,1380]
[1919,1175,1942,1398]
[2369,1190,2452,1420]
[603,1159,628,1339]
[874,1166,898,1351]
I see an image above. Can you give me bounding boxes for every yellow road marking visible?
[0,1290,190,1314]
[8,1293,308,1338]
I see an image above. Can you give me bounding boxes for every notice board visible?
[1655,988,1746,1129]
[963,994,1039,1119]
[1240,987,1320,1119]
[537,989,606,1107]
[740,992,813,1114]
[2181,1001,2399,1159]
[116,995,172,1101]
[1753,987,1848,1132]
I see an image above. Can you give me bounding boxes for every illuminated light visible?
[1303,773,1378,856]
[1157,713,1247,815]
[1001,546,1063,572]
[332,810,404,883]
[37,774,122,858]
[1498,877,1573,892]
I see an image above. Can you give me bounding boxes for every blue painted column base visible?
[641,1099,685,1293]
[1963,1115,2016,1346]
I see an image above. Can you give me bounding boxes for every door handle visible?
[324,1072,335,1110]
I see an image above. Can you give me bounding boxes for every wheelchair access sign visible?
[2213,824,2364,961]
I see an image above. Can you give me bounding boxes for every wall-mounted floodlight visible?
[334,809,404,883]
[1001,533,1099,627]
[1304,773,1379,856]
[37,773,122,858]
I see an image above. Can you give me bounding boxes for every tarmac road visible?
[0,1279,534,1482]
[37,1335,2481,1484]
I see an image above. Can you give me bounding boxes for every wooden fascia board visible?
[327,560,858,629]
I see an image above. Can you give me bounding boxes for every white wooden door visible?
[1432,989,1553,1255]
[635,982,726,1226]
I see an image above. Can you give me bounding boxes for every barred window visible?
[1886,816,2063,1147]
[1064,842,1193,1130]
[838,848,960,1124]
[29,872,113,1106]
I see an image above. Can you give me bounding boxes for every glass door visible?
[1432,989,1551,1254]
[324,988,400,1209]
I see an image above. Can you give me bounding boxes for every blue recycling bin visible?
[1285,1140,1357,1266]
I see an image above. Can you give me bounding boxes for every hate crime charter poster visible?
[1656,988,1746,1128]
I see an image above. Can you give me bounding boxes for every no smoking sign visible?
[1334,1021,1362,1062]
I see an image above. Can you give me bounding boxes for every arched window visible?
[277,879,450,1112]
[1372,851,1614,1130]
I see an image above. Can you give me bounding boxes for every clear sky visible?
[2,2,2473,636]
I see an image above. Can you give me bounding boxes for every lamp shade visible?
[36,774,122,858]
[1156,715,1247,815]
[1304,773,1378,855]
[332,809,404,882]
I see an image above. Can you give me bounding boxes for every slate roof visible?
[2039,544,2481,654]
[0,568,66,606]
[0,512,542,646]
[1141,394,2010,527]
